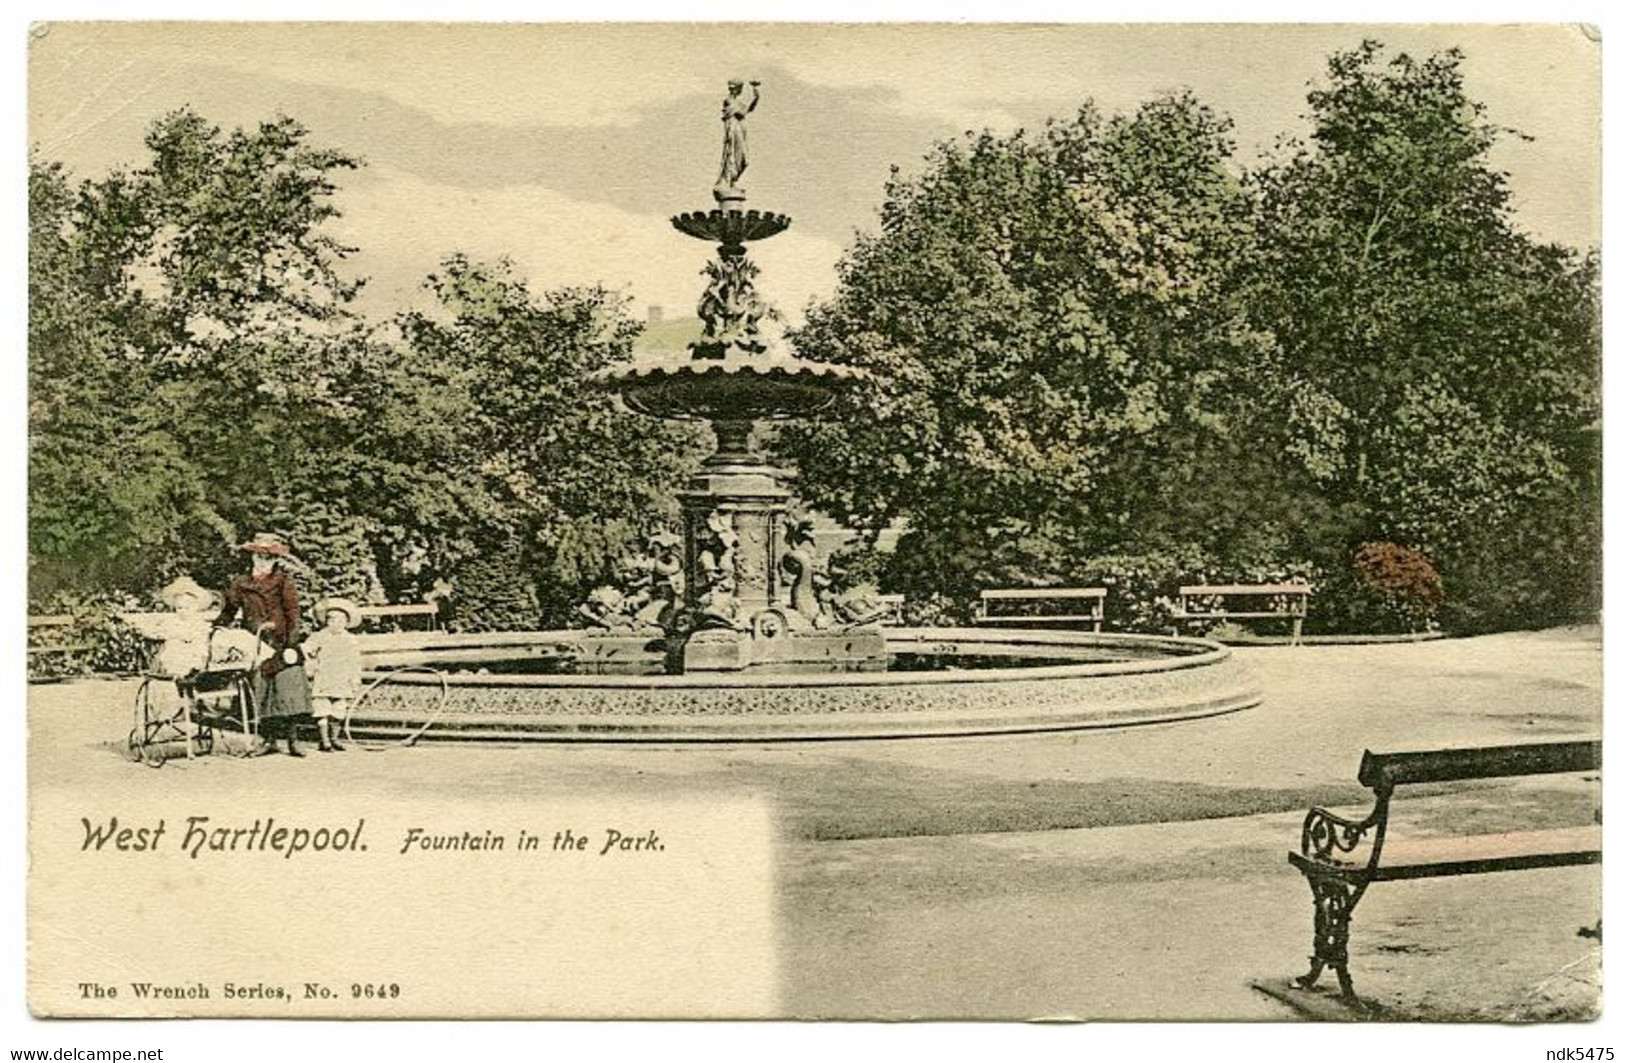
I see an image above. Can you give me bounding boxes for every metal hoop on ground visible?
[342,667,450,750]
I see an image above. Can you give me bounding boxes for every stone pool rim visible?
[345,627,1264,742]
[359,627,1240,687]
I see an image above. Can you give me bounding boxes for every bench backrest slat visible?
[358,604,439,617]
[980,588,1106,601]
[1359,739,1600,789]
[1178,583,1312,597]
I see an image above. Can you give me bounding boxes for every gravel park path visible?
[29,627,1602,1020]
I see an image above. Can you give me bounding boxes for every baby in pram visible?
[123,576,265,701]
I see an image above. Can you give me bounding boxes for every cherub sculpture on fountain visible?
[695,513,745,630]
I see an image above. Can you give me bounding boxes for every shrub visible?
[27,591,154,680]
[897,593,971,628]
[445,534,543,632]
[824,541,888,594]
[1432,479,1600,634]
[1348,541,1444,632]
[1072,549,1209,633]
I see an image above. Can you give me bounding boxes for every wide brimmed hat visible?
[315,597,362,629]
[239,532,290,556]
[159,575,214,611]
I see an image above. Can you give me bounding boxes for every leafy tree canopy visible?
[29,110,705,629]
[1252,42,1599,554]
[29,109,368,598]
[394,255,705,628]
[777,43,1597,631]
[777,93,1283,596]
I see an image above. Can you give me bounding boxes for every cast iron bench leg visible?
[1296,875,1361,1004]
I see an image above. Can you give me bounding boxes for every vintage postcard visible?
[21,18,1604,1043]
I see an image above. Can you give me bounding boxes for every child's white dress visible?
[303,628,364,719]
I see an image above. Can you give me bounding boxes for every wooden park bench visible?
[1286,739,1601,1007]
[874,594,905,625]
[356,602,441,631]
[26,614,95,679]
[976,587,1106,633]
[1172,582,1312,643]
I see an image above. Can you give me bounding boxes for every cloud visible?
[332,166,846,326]
[31,20,1599,304]
[32,28,951,246]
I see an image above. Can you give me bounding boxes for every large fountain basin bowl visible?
[348,628,1262,742]
[594,354,866,421]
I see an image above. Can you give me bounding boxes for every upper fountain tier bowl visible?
[671,208,792,245]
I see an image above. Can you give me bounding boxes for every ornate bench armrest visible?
[1300,805,1382,862]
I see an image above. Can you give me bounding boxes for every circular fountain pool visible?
[347,628,1261,742]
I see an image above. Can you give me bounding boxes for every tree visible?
[29,109,371,601]
[777,94,1282,600]
[29,159,214,596]
[31,108,708,629]
[1252,42,1600,628]
[395,256,705,628]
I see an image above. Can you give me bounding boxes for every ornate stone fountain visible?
[593,81,884,674]
[343,83,1263,741]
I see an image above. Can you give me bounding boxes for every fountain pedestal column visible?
[680,418,788,620]
[675,419,886,675]
[678,426,789,673]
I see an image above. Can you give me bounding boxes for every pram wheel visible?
[129,676,180,767]
[184,670,259,756]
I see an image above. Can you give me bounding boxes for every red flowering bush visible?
[1351,542,1444,630]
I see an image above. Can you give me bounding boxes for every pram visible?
[128,623,267,766]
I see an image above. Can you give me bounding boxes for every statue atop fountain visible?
[714,79,760,206]
[592,81,885,674]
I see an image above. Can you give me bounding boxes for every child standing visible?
[304,598,364,752]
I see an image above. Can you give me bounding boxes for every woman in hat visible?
[304,597,363,753]
[214,533,313,756]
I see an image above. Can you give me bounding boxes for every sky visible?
[28,22,1602,327]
